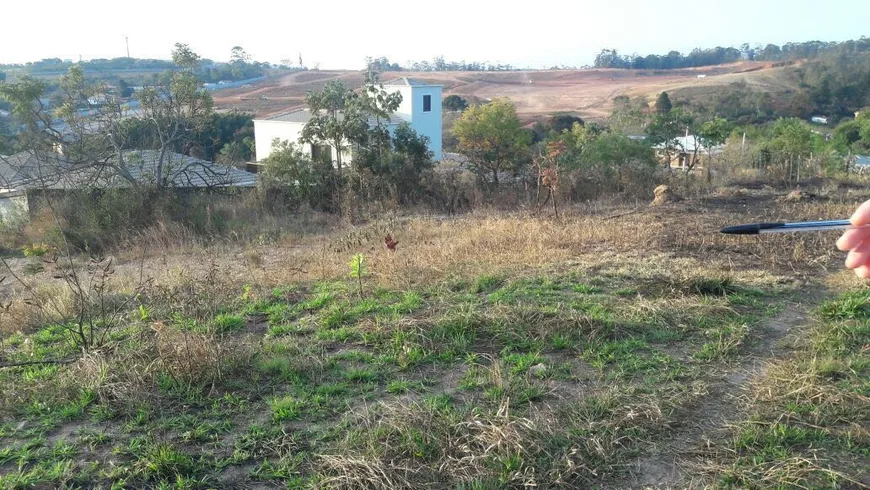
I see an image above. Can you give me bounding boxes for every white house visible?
[253,77,443,163]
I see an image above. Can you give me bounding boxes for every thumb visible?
[851,200,870,226]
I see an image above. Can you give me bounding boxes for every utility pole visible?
[125,36,130,58]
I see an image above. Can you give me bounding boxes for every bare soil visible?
[213,62,799,122]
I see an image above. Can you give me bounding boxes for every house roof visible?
[653,135,721,152]
[262,109,409,126]
[383,77,440,87]
[856,155,870,167]
[0,150,257,191]
[266,109,314,123]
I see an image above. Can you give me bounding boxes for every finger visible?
[855,265,870,279]
[845,242,870,269]
[837,228,870,251]
[851,200,870,226]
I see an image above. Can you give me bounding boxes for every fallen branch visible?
[603,209,642,221]
[0,358,77,368]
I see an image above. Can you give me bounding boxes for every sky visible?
[1,0,868,69]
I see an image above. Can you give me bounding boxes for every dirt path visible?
[628,300,814,489]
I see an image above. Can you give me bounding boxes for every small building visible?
[253,77,443,164]
[653,134,722,169]
[811,116,829,125]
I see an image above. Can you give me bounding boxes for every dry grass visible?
[0,186,867,488]
[694,288,870,488]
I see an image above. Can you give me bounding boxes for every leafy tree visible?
[230,46,251,65]
[761,118,821,180]
[768,118,815,157]
[259,140,321,210]
[549,114,584,134]
[356,123,434,204]
[452,97,532,185]
[0,72,6,84]
[443,95,468,113]
[117,79,133,98]
[171,43,201,71]
[300,80,368,179]
[646,109,690,167]
[2,44,216,191]
[655,92,672,114]
[832,119,863,152]
[697,117,731,159]
[556,122,603,158]
[359,72,403,161]
[579,133,657,191]
[697,117,731,180]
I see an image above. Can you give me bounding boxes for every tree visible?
[259,140,324,210]
[580,133,657,192]
[697,117,732,179]
[117,79,133,98]
[2,44,216,192]
[655,92,672,114]
[0,72,6,84]
[765,118,818,181]
[443,95,468,113]
[230,46,251,65]
[452,97,532,185]
[300,80,367,180]
[356,123,434,204]
[172,43,201,70]
[832,120,863,153]
[548,114,584,134]
[646,109,689,168]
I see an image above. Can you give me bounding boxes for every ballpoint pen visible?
[720,219,865,235]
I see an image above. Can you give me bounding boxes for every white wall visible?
[395,85,443,161]
[254,119,357,167]
[253,120,306,162]
[255,84,444,164]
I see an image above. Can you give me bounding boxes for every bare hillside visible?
[214,62,799,122]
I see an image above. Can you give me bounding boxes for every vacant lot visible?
[214,62,799,122]
[0,185,868,488]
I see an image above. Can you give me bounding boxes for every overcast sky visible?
[2,0,867,68]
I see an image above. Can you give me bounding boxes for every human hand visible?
[837,200,870,278]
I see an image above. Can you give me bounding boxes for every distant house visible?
[811,116,829,125]
[0,150,257,219]
[855,155,870,168]
[653,134,723,169]
[253,77,443,164]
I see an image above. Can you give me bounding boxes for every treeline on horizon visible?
[365,56,517,72]
[594,36,870,70]
[0,53,278,83]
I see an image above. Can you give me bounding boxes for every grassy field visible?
[0,186,868,488]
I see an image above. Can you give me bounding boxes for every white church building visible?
[253,77,443,163]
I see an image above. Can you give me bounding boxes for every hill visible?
[213,62,799,122]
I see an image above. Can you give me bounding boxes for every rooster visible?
[384,234,398,252]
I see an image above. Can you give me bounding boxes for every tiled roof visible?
[262,109,409,126]
[0,150,257,190]
[267,109,313,123]
[383,77,439,87]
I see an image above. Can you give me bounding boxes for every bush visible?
[24,187,272,252]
